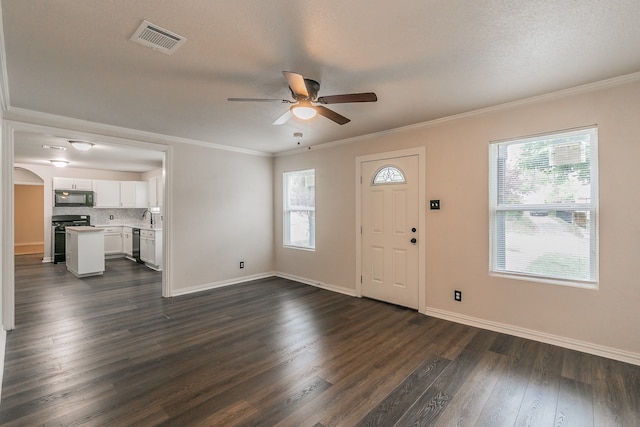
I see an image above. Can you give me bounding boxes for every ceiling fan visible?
[227,71,377,125]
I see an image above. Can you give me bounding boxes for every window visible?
[372,166,406,184]
[284,169,315,249]
[489,127,598,287]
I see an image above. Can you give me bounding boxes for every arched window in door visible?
[372,166,406,185]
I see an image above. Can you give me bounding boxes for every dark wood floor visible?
[1,255,639,426]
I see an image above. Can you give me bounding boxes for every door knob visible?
[410,238,417,244]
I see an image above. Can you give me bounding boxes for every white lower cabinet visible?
[65,228,105,278]
[122,227,133,256]
[102,226,123,256]
[140,229,162,270]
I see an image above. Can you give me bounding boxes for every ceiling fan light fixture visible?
[291,102,317,120]
[69,140,94,151]
[50,160,69,168]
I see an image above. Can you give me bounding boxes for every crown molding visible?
[3,107,272,158]
[277,71,640,157]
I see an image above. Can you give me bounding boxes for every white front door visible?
[361,155,419,309]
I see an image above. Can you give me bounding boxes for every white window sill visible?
[490,271,598,290]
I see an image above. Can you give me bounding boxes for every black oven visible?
[51,215,91,263]
[54,190,94,207]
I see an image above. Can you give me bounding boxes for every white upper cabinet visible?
[93,180,120,208]
[53,177,93,191]
[120,181,148,208]
[94,180,149,208]
[148,176,164,207]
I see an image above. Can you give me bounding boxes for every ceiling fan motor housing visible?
[290,78,320,101]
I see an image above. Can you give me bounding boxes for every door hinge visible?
[360,276,363,283]
[360,226,363,234]
[360,176,362,184]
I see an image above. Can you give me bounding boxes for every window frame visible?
[488,127,599,288]
[283,168,316,250]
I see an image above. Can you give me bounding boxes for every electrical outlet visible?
[239,261,244,269]
[430,200,440,210]
[454,290,462,302]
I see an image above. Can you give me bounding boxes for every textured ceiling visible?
[3,0,640,162]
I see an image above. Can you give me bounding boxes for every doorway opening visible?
[3,121,171,330]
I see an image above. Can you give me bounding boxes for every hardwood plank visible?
[394,329,499,426]
[473,336,540,426]
[592,356,629,426]
[514,343,564,426]
[561,347,594,384]
[354,354,449,426]
[432,351,506,426]
[555,377,593,427]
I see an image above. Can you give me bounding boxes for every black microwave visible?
[54,190,94,207]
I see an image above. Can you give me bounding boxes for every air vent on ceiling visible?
[130,20,186,54]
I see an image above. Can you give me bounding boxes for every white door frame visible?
[355,147,426,313]
[1,119,172,330]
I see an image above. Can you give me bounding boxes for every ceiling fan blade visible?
[282,71,309,98]
[272,110,292,125]
[315,105,350,125]
[316,92,377,104]
[227,97,292,103]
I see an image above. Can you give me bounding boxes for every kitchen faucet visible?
[142,209,154,226]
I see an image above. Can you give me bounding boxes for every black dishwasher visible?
[132,228,144,263]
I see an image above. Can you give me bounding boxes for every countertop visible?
[95,223,162,231]
[66,226,105,232]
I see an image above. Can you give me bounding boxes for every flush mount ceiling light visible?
[69,140,94,151]
[291,101,317,120]
[42,144,67,151]
[50,160,69,168]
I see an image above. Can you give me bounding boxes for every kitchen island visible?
[65,226,105,277]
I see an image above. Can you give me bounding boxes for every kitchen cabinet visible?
[90,179,148,208]
[102,226,123,255]
[140,229,162,270]
[53,177,93,191]
[120,181,148,208]
[122,227,133,256]
[93,180,120,208]
[65,226,105,277]
[147,176,164,208]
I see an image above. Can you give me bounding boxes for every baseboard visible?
[14,243,44,255]
[274,272,357,297]
[0,328,6,402]
[170,271,358,299]
[424,307,640,366]
[170,272,278,297]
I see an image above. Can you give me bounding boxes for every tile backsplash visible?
[52,207,149,225]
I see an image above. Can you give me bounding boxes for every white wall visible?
[168,144,274,294]
[274,78,640,361]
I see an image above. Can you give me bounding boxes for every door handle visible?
[410,238,417,244]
